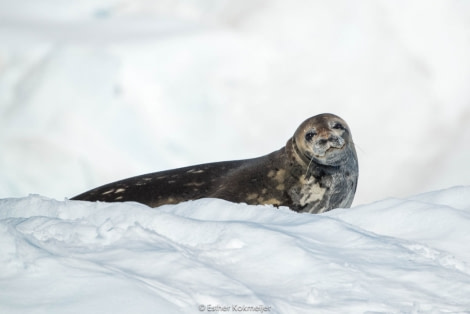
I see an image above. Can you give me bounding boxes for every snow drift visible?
[1,185,470,313]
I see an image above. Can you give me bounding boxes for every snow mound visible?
[1,186,470,313]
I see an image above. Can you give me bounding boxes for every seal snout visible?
[313,134,345,157]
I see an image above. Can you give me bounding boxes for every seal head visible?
[292,113,355,167]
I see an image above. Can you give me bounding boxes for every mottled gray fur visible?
[71,113,358,214]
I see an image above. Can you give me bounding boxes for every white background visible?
[1,0,470,205]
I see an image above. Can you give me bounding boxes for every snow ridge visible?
[1,186,470,313]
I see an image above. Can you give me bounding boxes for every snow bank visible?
[1,186,470,313]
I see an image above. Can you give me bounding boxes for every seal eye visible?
[305,131,316,142]
[332,122,345,130]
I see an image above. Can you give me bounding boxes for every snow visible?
[1,186,470,313]
[1,1,470,312]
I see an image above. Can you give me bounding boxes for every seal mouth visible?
[304,145,349,167]
[293,137,344,166]
[312,145,343,158]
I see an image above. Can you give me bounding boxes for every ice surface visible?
[1,186,470,313]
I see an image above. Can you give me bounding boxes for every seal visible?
[71,113,358,213]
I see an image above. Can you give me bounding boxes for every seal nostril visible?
[328,136,339,142]
[318,139,328,145]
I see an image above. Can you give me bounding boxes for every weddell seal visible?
[71,113,358,214]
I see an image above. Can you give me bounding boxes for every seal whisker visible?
[305,156,314,178]
[350,140,365,154]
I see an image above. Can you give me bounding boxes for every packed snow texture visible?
[1,0,470,205]
[1,186,470,313]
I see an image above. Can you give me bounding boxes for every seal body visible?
[71,113,358,214]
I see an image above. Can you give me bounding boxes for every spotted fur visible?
[71,113,358,214]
